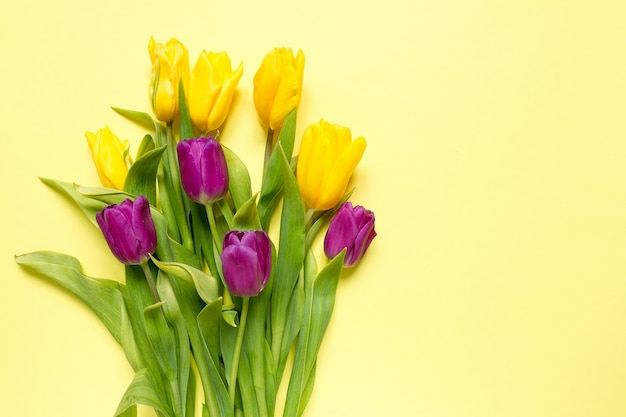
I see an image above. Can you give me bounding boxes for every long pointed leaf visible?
[269,144,305,374]
[39,177,109,226]
[114,369,174,417]
[151,257,220,304]
[111,106,157,131]
[15,251,123,344]
[124,145,166,206]
[282,252,344,417]
[258,109,297,229]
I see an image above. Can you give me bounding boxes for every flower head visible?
[177,137,229,205]
[85,126,129,190]
[96,196,157,265]
[188,51,243,133]
[324,202,376,267]
[148,37,190,122]
[253,47,305,130]
[221,230,272,297]
[297,120,366,211]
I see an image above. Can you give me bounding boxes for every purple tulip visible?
[221,230,272,297]
[96,196,157,265]
[324,202,376,267]
[177,137,229,204]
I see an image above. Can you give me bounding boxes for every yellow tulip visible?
[253,47,305,130]
[297,120,366,211]
[188,51,243,133]
[148,37,190,122]
[85,126,130,190]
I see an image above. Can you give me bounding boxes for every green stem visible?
[157,165,181,242]
[228,297,250,404]
[262,128,274,181]
[140,262,160,303]
[304,208,315,230]
[205,203,223,255]
[206,203,235,308]
[165,122,194,251]
[169,379,184,417]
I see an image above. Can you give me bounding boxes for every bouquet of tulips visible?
[16,37,376,417]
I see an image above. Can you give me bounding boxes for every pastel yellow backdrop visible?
[2,0,626,416]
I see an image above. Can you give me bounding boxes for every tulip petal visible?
[318,136,366,210]
[221,245,263,297]
[253,48,304,129]
[206,62,243,132]
[324,202,376,267]
[96,197,158,265]
[324,203,358,259]
[177,138,229,204]
[85,126,129,190]
[132,196,157,256]
[221,229,271,297]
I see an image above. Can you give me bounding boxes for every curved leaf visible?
[111,106,157,131]
[269,144,306,374]
[223,145,252,211]
[15,251,124,344]
[114,368,174,417]
[39,178,109,226]
[258,109,297,230]
[151,257,219,304]
[124,145,166,206]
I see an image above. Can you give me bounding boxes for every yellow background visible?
[2,0,626,416]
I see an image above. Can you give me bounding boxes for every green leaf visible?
[282,251,344,417]
[223,145,252,211]
[276,108,297,161]
[120,298,143,371]
[116,404,137,417]
[198,299,234,417]
[111,106,157,131]
[239,295,274,417]
[178,80,195,141]
[157,271,191,417]
[297,361,317,417]
[150,257,219,304]
[305,251,344,380]
[151,208,202,269]
[124,265,170,373]
[188,201,219,276]
[114,368,174,417]
[144,301,178,380]
[39,177,109,226]
[231,194,262,231]
[135,134,156,160]
[258,109,297,230]
[185,366,197,417]
[197,299,223,373]
[237,355,260,417]
[269,144,306,374]
[124,145,166,206]
[263,340,277,416]
[76,185,133,202]
[222,309,238,327]
[15,251,124,344]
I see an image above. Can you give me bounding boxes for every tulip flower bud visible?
[324,202,376,267]
[297,119,366,211]
[221,230,272,297]
[148,37,190,122]
[85,126,130,190]
[96,196,157,265]
[188,50,243,133]
[177,137,229,205]
[253,47,305,130]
